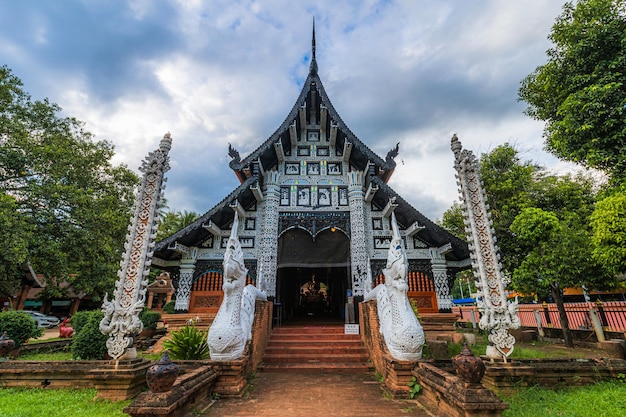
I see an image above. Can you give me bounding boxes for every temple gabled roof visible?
[368,176,469,262]
[227,25,398,186]
[153,27,469,265]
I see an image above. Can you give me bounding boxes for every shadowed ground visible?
[196,372,433,417]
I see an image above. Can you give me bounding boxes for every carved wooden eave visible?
[227,64,397,186]
[154,176,257,261]
[369,176,469,263]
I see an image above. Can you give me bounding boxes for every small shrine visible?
[146,272,175,309]
[152,26,470,321]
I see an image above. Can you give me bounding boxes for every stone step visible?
[268,333,362,342]
[263,353,369,364]
[271,325,347,334]
[261,362,372,373]
[261,324,371,373]
[265,340,364,352]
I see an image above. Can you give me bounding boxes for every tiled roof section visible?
[369,176,469,261]
[228,70,396,180]
[154,176,257,254]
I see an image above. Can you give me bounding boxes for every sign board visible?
[344,324,359,335]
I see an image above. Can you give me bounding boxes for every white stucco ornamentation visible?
[348,170,368,296]
[208,212,267,361]
[259,170,280,298]
[365,212,425,361]
[451,134,520,359]
[174,258,196,311]
[100,133,172,360]
[430,245,454,311]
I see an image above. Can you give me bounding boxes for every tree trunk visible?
[551,282,574,348]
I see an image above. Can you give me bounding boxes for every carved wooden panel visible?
[408,291,438,313]
[189,291,223,314]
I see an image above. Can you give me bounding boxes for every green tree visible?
[0,194,31,298]
[156,209,200,241]
[478,144,539,273]
[440,202,466,241]
[518,0,626,183]
[591,192,626,276]
[0,66,138,300]
[510,207,610,348]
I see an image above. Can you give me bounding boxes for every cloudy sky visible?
[0,0,575,220]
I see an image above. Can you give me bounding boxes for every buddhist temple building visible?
[152,27,470,322]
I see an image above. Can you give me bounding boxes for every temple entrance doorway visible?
[276,226,350,323]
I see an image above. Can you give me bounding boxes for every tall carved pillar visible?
[451,134,520,359]
[430,245,453,312]
[100,133,171,360]
[174,257,197,311]
[348,170,368,296]
[259,171,280,297]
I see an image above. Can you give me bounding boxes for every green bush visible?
[162,324,209,360]
[0,310,43,348]
[140,308,161,330]
[162,301,175,314]
[70,310,103,335]
[71,313,108,360]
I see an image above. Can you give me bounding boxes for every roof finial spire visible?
[310,17,318,75]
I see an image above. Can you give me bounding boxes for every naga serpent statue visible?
[207,212,267,361]
[365,211,425,361]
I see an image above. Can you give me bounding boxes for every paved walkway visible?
[194,372,434,417]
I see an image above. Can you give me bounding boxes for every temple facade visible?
[152,31,469,321]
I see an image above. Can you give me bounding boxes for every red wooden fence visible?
[454,301,626,332]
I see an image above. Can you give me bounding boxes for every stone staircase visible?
[261,323,372,373]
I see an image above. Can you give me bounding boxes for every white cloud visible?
[0,0,575,219]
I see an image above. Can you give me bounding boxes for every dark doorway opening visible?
[276,227,350,323]
[276,266,349,322]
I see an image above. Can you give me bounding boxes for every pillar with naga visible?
[364,211,425,361]
[100,133,172,360]
[207,211,267,361]
[451,134,520,359]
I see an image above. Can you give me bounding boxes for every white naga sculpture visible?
[365,212,425,361]
[208,212,267,361]
[100,133,171,360]
[451,134,520,359]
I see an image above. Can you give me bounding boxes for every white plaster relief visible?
[451,134,520,359]
[100,133,172,360]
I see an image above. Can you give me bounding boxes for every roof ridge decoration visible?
[227,26,397,181]
[310,17,318,76]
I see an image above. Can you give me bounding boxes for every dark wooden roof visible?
[369,176,469,262]
[227,58,398,185]
[154,177,257,261]
[153,36,468,264]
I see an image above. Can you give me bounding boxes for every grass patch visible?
[16,351,73,361]
[448,334,593,360]
[502,381,626,417]
[0,388,131,417]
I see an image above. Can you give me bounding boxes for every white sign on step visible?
[344,324,359,334]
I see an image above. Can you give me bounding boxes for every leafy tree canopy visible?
[591,192,626,276]
[441,143,611,301]
[0,66,138,300]
[519,0,626,183]
[156,209,200,242]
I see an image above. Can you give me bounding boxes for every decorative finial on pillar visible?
[310,17,318,76]
[100,134,172,360]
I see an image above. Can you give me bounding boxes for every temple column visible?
[146,293,155,309]
[429,245,453,312]
[348,170,368,296]
[259,171,280,297]
[174,257,197,311]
